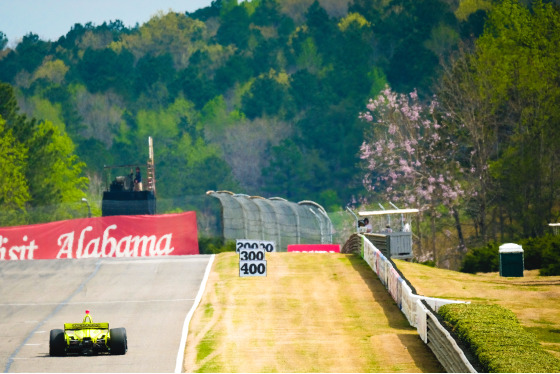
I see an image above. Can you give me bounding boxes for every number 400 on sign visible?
[239,247,267,277]
[239,259,267,277]
[237,239,267,277]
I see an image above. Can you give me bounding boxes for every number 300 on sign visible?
[239,260,267,277]
[239,249,265,261]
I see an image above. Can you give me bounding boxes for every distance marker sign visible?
[239,248,266,261]
[239,259,267,277]
[237,239,273,277]
[236,239,276,253]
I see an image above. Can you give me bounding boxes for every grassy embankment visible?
[182,252,560,372]
[394,259,560,360]
[183,252,444,373]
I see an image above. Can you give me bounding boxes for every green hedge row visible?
[438,303,560,373]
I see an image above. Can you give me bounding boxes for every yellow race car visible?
[49,310,127,356]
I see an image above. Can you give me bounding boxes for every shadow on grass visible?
[398,333,445,373]
[345,254,410,329]
[346,253,445,373]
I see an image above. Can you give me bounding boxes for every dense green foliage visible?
[460,234,560,275]
[198,237,236,254]
[0,0,477,214]
[439,303,560,373]
[459,243,500,274]
[359,0,560,267]
[1,0,559,272]
[0,83,88,225]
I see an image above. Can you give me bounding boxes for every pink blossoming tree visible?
[359,86,467,263]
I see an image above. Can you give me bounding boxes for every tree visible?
[33,59,69,84]
[305,1,336,54]
[0,115,30,226]
[78,47,134,94]
[214,53,254,90]
[289,69,321,109]
[474,0,560,237]
[0,83,88,224]
[173,65,217,109]
[0,31,7,50]
[216,118,292,194]
[25,119,88,214]
[262,139,308,200]
[56,23,93,50]
[0,82,19,123]
[332,13,375,97]
[348,0,382,27]
[216,4,251,49]
[133,97,238,196]
[438,0,560,242]
[360,86,467,262]
[290,33,323,73]
[72,86,125,147]
[135,53,174,91]
[437,45,499,245]
[15,33,51,73]
[188,0,223,21]
[241,75,288,119]
[120,12,207,69]
[252,0,282,26]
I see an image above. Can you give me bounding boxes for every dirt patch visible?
[182,253,443,373]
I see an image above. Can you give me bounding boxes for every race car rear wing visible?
[64,322,109,330]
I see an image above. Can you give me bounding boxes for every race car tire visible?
[110,327,127,355]
[49,329,66,356]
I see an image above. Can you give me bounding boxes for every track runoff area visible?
[183,244,443,373]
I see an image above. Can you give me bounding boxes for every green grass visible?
[184,253,443,373]
[203,303,213,319]
[525,324,560,355]
[394,259,560,367]
[195,332,218,363]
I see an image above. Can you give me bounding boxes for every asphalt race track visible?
[0,255,213,373]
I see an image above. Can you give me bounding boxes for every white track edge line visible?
[174,254,215,373]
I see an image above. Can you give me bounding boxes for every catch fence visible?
[206,190,333,251]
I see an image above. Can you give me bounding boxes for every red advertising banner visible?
[0,212,198,261]
[287,244,341,253]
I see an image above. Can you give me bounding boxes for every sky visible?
[0,0,214,47]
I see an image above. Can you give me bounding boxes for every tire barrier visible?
[345,234,478,373]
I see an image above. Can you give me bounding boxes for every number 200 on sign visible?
[236,239,276,253]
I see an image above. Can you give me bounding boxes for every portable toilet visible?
[499,243,524,277]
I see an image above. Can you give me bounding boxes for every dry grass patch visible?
[183,252,443,373]
[394,260,560,359]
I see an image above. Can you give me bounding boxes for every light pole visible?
[81,197,92,218]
